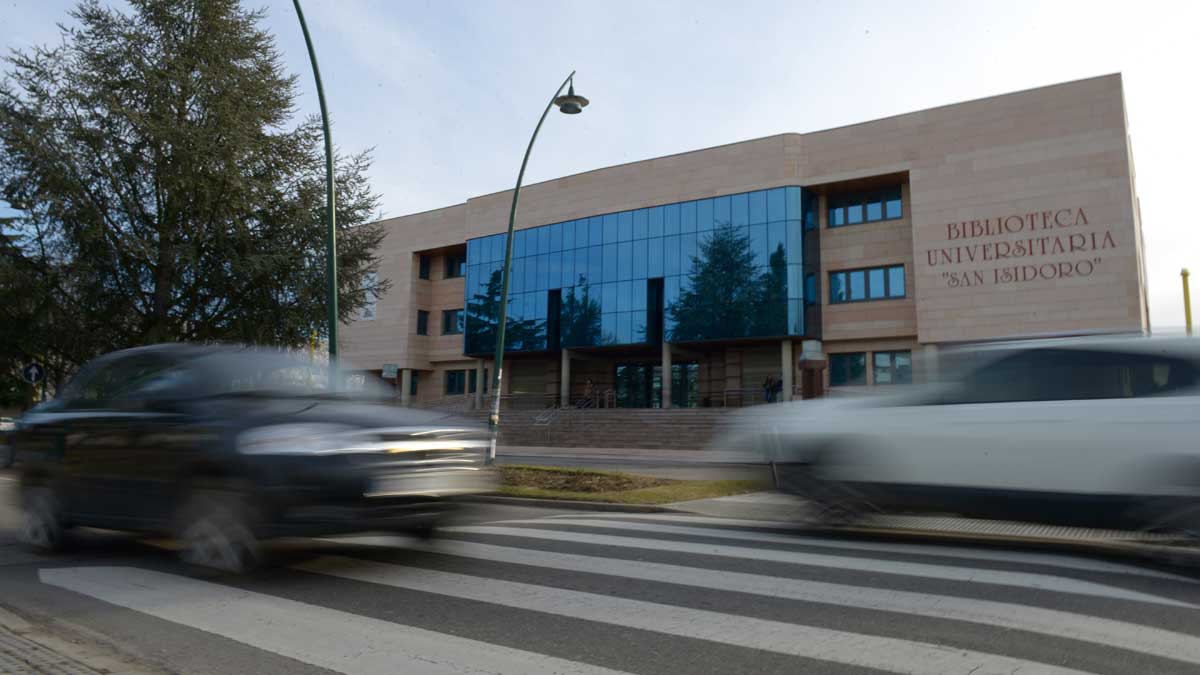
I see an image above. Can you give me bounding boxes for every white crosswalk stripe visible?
[295,555,1094,675]
[338,536,1200,665]
[540,513,1199,582]
[443,524,1189,606]
[39,566,632,675]
[37,512,1200,675]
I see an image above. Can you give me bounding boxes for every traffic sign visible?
[22,362,44,385]
[381,363,398,379]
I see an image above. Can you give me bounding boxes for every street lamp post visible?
[488,72,589,461]
[292,0,339,387]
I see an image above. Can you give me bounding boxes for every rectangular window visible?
[418,255,431,280]
[829,264,906,303]
[829,186,905,228]
[887,265,906,298]
[444,252,466,279]
[830,353,867,386]
[873,350,913,385]
[805,273,816,305]
[442,309,463,335]
[416,310,429,335]
[410,371,419,396]
[445,370,466,395]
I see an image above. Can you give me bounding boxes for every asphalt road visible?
[4,472,1200,674]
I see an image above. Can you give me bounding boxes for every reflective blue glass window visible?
[601,282,618,313]
[885,187,902,219]
[730,193,748,227]
[664,203,680,236]
[511,258,525,294]
[846,204,863,225]
[868,267,886,299]
[513,229,528,259]
[588,246,603,284]
[536,253,549,291]
[548,252,562,289]
[749,224,767,267]
[467,238,478,263]
[602,313,617,344]
[632,312,646,343]
[888,265,906,298]
[588,216,604,246]
[788,299,803,335]
[848,270,866,300]
[680,201,697,233]
[866,198,883,222]
[786,221,802,261]
[602,242,618,281]
[523,256,537,292]
[575,247,588,284]
[618,212,633,242]
[786,186,801,221]
[632,279,647,311]
[713,195,731,227]
[767,188,786,222]
[680,233,697,275]
[617,280,632,312]
[537,226,551,254]
[830,272,846,303]
[632,209,648,240]
[576,219,589,248]
[696,199,714,231]
[523,293,537,321]
[805,273,816,305]
[830,206,845,227]
[536,292,548,320]
[664,275,680,308]
[562,220,575,250]
[664,235,681,275]
[617,241,632,280]
[648,206,664,238]
[602,214,618,244]
[559,250,574,288]
[647,237,664,278]
[767,222,786,263]
[748,190,767,225]
[617,312,632,344]
[631,241,647,279]
[788,265,803,299]
[549,222,563,252]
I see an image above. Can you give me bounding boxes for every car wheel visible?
[175,488,260,574]
[19,485,66,553]
[789,463,874,527]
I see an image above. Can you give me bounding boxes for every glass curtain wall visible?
[464,186,817,355]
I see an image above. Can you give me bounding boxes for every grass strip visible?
[499,465,767,505]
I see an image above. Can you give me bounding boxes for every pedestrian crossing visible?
[38,512,1200,675]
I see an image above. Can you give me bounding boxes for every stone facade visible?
[340,74,1146,404]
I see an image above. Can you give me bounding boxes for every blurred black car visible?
[11,344,496,572]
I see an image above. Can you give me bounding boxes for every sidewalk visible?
[0,607,161,675]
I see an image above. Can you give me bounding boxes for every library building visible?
[340,73,1148,424]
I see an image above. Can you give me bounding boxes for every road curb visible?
[455,494,685,513]
[0,604,167,674]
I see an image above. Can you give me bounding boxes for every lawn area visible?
[498,465,768,505]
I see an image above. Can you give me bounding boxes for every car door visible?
[56,353,173,526]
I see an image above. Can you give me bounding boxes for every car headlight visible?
[237,424,357,455]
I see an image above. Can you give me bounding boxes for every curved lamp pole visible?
[488,72,589,461]
[292,0,339,387]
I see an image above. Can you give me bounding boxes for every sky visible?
[3,0,1199,328]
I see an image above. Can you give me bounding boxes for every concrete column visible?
[474,359,485,410]
[560,350,571,407]
[661,342,672,409]
[780,340,794,402]
[399,368,412,407]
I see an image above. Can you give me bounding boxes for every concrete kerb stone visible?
[0,605,165,675]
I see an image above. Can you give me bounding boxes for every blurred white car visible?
[0,417,14,468]
[723,336,1200,534]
